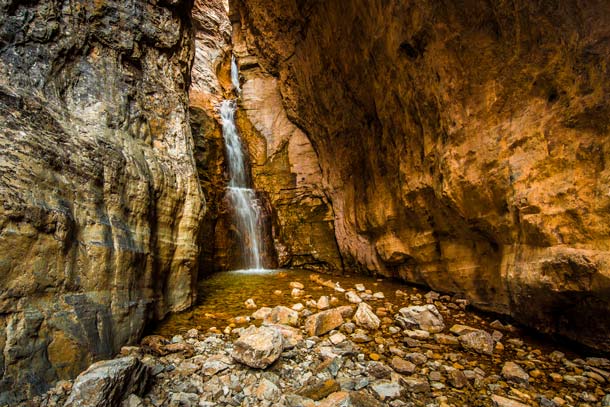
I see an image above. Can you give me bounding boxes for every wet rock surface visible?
[33,273,610,407]
[0,0,201,402]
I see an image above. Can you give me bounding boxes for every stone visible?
[317,391,350,407]
[353,303,381,330]
[232,326,284,369]
[329,332,347,344]
[290,282,305,289]
[336,305,355,318]
[64,357,150,407]
[447,368,468,388]
[292,303,305,311]
[405,353,427,365]
[372,292,385,299]
[404,330,430,340]
[201,355,232,376]
[297,379,341,401]
[168,392,199,407]
[395,305,445,333]
[255,378,281,402]
[304,309,344,337]
[449,324,478,336]
[317,296,330,310]
[141,336,169,356]
[601,394,610,406]
[367,361,393,379]
[265,323,303,349]
[292,288,303,298]
[355,284,366,292]
[252,307,273,320]
[185,329,199,339]
[286,394,317,407]
[459,330,495,355]
[122,394,144,407]
[501,362,530,384]
[435,334,459,346]
[346,291,363,304]
[491,395,530,407]
[390,357,416,374]
[245,298,257,309]
[371,380,403,400]
[264,306,299,326]
[349,390,384,406]
[400,376,430,393]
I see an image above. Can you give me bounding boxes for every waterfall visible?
[231,56,241,94]
[219,95,264,270]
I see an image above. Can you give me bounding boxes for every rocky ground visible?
[31,275,609,407]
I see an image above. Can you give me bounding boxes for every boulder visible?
[395,305,445,333]
[64,357,150,407]
[304,309,344,337]
[459,330,495,355]
[353,303,380,330]
[232,326,283,369]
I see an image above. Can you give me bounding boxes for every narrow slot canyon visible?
[0,0,609,406]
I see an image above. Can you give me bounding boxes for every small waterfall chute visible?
[219,94,265,270]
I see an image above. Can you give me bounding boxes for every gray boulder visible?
[64,356,150,407]
[232,326,283,369]
[395,305,445,333]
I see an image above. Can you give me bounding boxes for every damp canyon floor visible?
[40,269,610,407]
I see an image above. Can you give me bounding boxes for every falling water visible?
[231,56,241,94]
[219,98,264,270]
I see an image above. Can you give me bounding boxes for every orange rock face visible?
[230,0,610,350]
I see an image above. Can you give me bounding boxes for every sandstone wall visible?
[232,35,343,272]
[231,0,610,350]
[0,0,203,402]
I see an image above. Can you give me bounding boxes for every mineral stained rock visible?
[231,0,610,350]
[0,0,203,402]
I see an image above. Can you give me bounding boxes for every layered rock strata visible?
[231,0,610,350]
[0,0,203,401]
[231,29,343,271]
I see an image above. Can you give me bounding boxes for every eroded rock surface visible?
[231,0,610,350]
[0,0,202,401]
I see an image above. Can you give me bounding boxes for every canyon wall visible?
[0,0,203,402]
[232,33,343,272]
[231,0,610,351]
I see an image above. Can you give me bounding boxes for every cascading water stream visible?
[219,58,264,270]
[231,55,241,94]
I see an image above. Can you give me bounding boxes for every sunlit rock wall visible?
[0,0,203,401]
[232,0,610,350]
[232,29,343,272]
